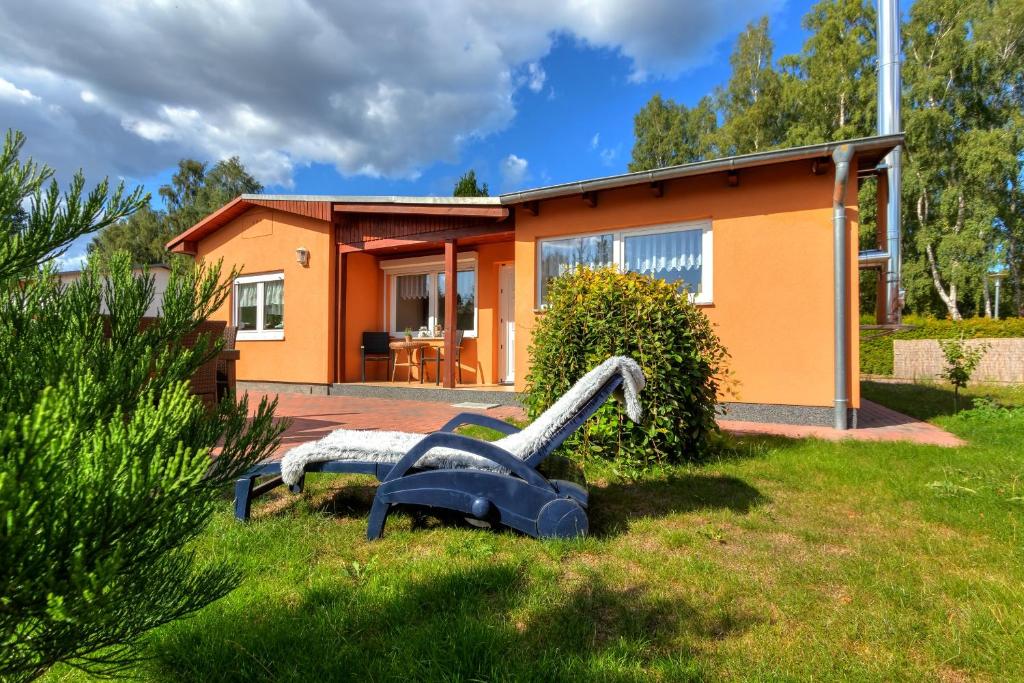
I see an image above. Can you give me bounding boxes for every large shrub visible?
[860,314,1024,375]
[525,267,728,471]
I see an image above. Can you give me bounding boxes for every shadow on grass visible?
[589,474,766,537]
[282,468,765,542]
[146,564,757,681]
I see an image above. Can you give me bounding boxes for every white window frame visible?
[536,220,713,306]
[234,272,285,341]
[381,253,479,337]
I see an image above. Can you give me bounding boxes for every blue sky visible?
[0,1,827,267]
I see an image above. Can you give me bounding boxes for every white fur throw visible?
[279,356,645,486]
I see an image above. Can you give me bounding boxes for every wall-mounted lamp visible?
[295,247,310,267]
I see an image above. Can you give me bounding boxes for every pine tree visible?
[453,169,489,197]
[0,130,283,681]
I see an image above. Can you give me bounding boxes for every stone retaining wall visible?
[893,338,1024,383]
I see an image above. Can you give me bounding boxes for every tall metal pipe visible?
[833,144,854,430]
[878,0,902,323]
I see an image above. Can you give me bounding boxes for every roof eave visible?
[499,133,904,205]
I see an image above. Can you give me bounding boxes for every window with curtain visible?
[237,283,258,330]
[234,273,284,340]
[537,222,712,305]
[437,270,476,332]
[538,233,614,302]
[623,228,703,295]
[395,274,430,332]
[387,266,478,336]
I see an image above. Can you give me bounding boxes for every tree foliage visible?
[629,0,1024,319]
[525,268,729,473]
[452,169,489,197]
[0,130,283,681]
[88,156,262,265]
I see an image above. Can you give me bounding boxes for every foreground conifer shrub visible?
[525,267,728,472]
[0,130,283,682]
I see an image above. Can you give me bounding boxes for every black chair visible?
[421,330,464,385]
[361,332,391,382]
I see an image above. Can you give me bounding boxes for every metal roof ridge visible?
[242,194,503,205]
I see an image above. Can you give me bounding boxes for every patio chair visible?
[361,331,391,382]
[233,356,646,540]
[420,329,464,384]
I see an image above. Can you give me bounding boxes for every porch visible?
[334,198,516,389]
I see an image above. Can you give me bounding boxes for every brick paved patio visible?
[248,392,964,454]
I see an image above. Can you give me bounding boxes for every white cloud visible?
[600,147,618,166]
[500,153,529,189]
[590,132,600,149]
[0,0,781,187]
[526,62,546,93]
[0,77,40,104]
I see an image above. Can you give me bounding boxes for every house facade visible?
[167,135,903,427]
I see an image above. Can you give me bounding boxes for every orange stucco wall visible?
[197,208,335,385]
[513,158,861,410]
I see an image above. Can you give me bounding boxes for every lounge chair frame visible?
[233,374,623,539]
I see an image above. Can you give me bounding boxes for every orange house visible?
[167,134,903,428]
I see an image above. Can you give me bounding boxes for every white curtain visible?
[264,280,283,305]
[237,283,258,307]
[624,229,702,276]
[398,274,429,300]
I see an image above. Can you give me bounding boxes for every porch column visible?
[443,238,457,388]
[334,249,348,383]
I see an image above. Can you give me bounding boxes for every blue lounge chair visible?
[233,356,645,540]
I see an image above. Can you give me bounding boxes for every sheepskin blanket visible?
[279,356,646,486]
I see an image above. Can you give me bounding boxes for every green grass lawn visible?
[48,384,1024,682]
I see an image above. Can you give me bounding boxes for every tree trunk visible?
[925,241,962,320]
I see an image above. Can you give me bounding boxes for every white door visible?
[498,264,515,384]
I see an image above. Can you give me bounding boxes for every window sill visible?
[237,330,285,341]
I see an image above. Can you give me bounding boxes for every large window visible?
[385,255,478,336]
[537,221,712,305]
[234,272,284,340]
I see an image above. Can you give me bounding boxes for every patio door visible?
[498,263,515,384]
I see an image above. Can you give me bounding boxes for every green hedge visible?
[861,315,1024,375]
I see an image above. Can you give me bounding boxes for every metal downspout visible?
[832,144,854,430]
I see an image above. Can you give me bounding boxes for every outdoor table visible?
[389,340,429,382]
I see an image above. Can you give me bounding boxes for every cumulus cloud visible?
[0,0,780,187]
[525,62,546,93]
[500,154,529,190]
[0,77,40,104]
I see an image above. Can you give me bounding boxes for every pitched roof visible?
[499,134,903,204]
[166,133,903,254]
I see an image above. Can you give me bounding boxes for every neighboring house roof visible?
[166,133,904,255]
